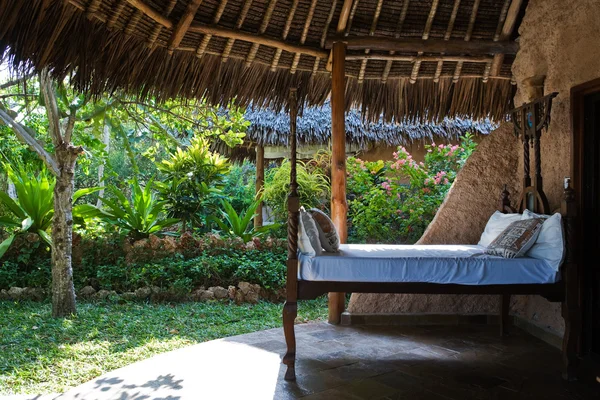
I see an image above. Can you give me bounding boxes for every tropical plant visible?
[0,163,99,257]
[262,159,330,222]
[156,136,229,232]
[81,179,179,241]
[211,199,281,243]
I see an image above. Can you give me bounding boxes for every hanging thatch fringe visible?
[0,0,514,123]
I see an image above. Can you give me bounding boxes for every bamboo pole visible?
[329,41,347,325]
[255,145,264,229]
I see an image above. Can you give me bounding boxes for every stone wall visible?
[349,0,600,337]
[348,123,520,314]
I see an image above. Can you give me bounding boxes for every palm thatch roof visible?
[0,0,523,122]
[244,101,496,147]
[211,102,496,160]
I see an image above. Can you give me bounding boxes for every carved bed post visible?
[560,177,581,381]
[498,185,515,335]
[283,88,300,381]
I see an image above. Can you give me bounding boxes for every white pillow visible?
[308,208,340,253]
[478,211,523,247]
[298,207,322,256]
[521,209,564,271]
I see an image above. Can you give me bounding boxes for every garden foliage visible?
[348,134,477,243]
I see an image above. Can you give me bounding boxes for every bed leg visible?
[283,301,297,381]
[500,294,511,336]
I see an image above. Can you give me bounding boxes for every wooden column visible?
[329,40,347,325]
[254,144,264,228]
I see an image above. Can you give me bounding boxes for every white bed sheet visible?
[298,244,559,285]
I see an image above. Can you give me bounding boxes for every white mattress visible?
[298,244,559,285]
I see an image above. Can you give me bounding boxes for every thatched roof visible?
[0,0,523,122]
[244,101,496,147]
[210,102,496,160]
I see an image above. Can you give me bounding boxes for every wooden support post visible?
[255,145,264,229]
[329,41,347,325]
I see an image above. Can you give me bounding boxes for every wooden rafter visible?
[434,0,461,83]
[290,0,318,74]
[346,54,493,62]
[126,0,173,28]
[410,0,439,84]
[196,0,229,58]
[357,0,383,83]
[271,0,300,71]
[311,0,338,76]
[326,0,353,71]
[344,0,360,36]
[222,0,253,62]
[146,0,177,48]
[168,0,203,54]
[381,0,410,83]
[483,0,510,82]
[188,24,328,58]
[245,0,278,67]
[453,0,480,83]
[86,0,102,19]
[490,0,523,77]
[330,36,518,54]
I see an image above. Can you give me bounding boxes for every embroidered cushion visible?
[478,211,523,247]
[308,208,340,253]
[485,218,544,258]
[521,210,565,271]
[298,207,322,256]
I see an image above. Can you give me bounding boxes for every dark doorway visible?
[572,79,600,384]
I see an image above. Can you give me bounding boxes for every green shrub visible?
[348,134,477,243]
[262,159,330,222]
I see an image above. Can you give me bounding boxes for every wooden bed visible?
[281,92,580,382]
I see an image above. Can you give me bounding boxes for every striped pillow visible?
[485,218,544,258]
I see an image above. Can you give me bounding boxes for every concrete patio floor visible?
[14,322,599,400]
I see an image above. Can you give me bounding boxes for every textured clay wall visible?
[508,0,600,335]
[348,124,520,314]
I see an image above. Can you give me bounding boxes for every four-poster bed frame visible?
[282,89,580,382]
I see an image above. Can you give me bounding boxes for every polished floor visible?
[28,322,599,400]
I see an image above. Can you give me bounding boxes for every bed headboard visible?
[509,92,559,215]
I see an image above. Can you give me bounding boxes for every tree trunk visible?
[51,144,79,317]
[96,123,110,207]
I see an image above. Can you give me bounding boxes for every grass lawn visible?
[0,298,328,395]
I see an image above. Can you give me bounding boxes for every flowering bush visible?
[348,133,477,243]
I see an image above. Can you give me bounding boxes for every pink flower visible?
[423,188,431,194]
[444,178,449,184]
[427,149,432,153]
[431,142,436,147]
[399,159,406,165]
[440,171,446,176]
[424,178,430,185]
[419,162,424,167]
[438,144,444,149]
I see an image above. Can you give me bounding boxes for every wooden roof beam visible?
[271,0,300,71]
[358,0,383,83]
[346,54,493,63]
[168,0,203,54]
[381,0,410,83]
[434,0,461,83]
[222,0,253,62]
[329,36,518,54]
[326,0,354,72]
[146,0,177,48]
[452,0,479,83]
[482,0,510,82]
[126,0,173,28]
[188,24,328,58]
[490,0,523,77]
[410,0,439,84]
[311,0,338,76]
[290,0,318,74]
[196,0,229,58]
[245,0,278,67]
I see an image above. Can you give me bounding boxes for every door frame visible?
[571,77,600,382]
